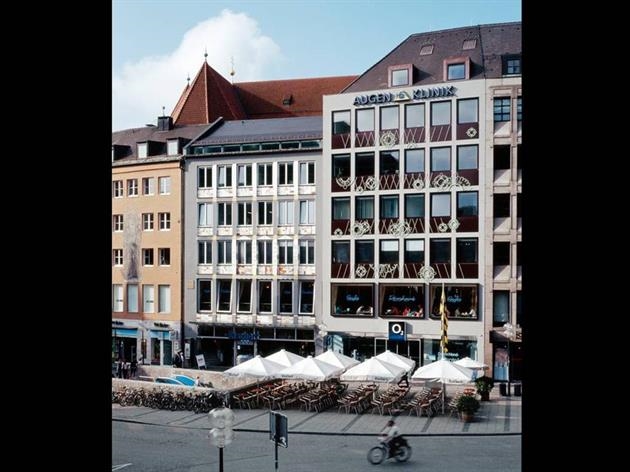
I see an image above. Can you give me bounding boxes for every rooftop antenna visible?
[186,74,190,86]
[229,56,235,84]
[204,47,208,62]
[162,106,165,117]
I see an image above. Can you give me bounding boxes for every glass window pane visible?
[431,194,451,217]
[380,195,399,218]
[333,110,351,134]
[380,106,399,130]
[447,63,465,80]
[431,147,451,172]
[457,146,478,170]
[457,98,478,124]
[405,194,424,218]
[356,109,374,132]
[431,102,451,126]
[405,149,425,173]
[392,69,408,86]
[333,197,350,219]
[457,192,478,217]
[405,103,425,128]
[355,196,374,219]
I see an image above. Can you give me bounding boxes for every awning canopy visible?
[112,328,137,338]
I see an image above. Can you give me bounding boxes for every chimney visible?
[157,115,173,131]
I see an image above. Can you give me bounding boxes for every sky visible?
[112,0,521,131]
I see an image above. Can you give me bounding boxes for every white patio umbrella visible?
[340,357,406,383]
[278,355,344,381]
[264,348,305,367]
[411,359,475,413]
[454,356,488,371]
[374,350,416,372]
[223,355,285,379]
[315,350,360,370]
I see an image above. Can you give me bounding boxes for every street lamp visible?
[503,322,516,396]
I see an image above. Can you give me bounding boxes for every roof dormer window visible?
[167,139,179,156]
[388,64,413,87]
[444,56,471,81]
[137,142,148,159]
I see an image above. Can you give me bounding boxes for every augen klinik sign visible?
[353,85,456,106]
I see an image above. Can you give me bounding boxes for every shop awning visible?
[112,328,137,338]
[150,330,171,340]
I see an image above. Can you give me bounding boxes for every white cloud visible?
[113,9,284,131]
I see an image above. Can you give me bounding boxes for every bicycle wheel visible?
[367,446,386,465]
[395,445,412,462]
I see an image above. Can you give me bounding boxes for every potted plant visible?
[456,394,480,422]
[475,375,494,401]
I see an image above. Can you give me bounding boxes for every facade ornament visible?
[379,263,398,277]
[355,265,368,278]
[438,222,449,232]
[466,127,478,138]
[352,220,371,236]
[364,176,377,190]
[379,130,396,147]
[333,228,343,237]
[448,218,460,231]
[335,176,354,190]
[387,220,412,236]
[418,265,436,283]
[412,178,425,190]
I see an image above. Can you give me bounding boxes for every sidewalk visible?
[112,392,521,437]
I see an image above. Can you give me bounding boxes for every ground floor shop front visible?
[112,320,181,368]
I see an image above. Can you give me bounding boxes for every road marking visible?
[112,464,132,470]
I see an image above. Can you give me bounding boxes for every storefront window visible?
[380,285,424,318]
[332,284,374,316]
[429,284,478,320]
[422,338,477,365]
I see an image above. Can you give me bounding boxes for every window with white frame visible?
[431,193,451,217]
[198,280,212,312]
[217,280,232,311]
[380,240,399,264]
[113,214,124,232]
[405,103,425,128]
[167,139,179,156]
[457,145,478,170]
[198,203,213,227]
[333,110,351,135]
[142,177,155,195]
[143,285,155,313]
[218,202,232,226]
[113,180,123,198]
[447,63,466,80]
[278,162,293,185]
[405,239,425,264]
[258,281,272,312]
[137,143,148,158]
[380,195,399,219]
[159,248,170,266]
[237,240,252,264]
[355,196,374,219]
[237,164,252,187]
[278,200,294,226]
[198,240,212,264]
[279,281,293,313]
[258,163,273,186]
[218,165,232,188]
[112,284,123,312]
[494,97,511,122]
[257,240,272,264]
[237,280,252,312]
[218,240,232,264]
[405,149,425,174]
[356,108,374,133]
[391,68,409,87]
[299,281,314,314]
[380,106,399,131]
[142,213,154,231]
[431,147,451,172]
[299,240,315,264]
[405,194,425,218]
[431,101,451,126]
[258,201,273,225]
[113,249,123,266]
[299,162,315,185]
[457,98,478,124]
[158,285,171,313]
[332,197,350,220]
[159,212,171,230]
[127,284,138,313]
[127,179,138,196]
[142,248,154,266]
[158,176,171,195]
[299,200,315,225]
[278,240,293,264]
[198,166,213,189]
[238,202,252,226]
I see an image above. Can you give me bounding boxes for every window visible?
[198,203,213,227]
[158,176,171,195]
[258,201,273,225]
[237,280,252,312]
[431,194,451,217]
[380,150,399,175]
[198,240,212,264]
[218,165,232,188]
[142,177,155,195]
[259,281,272,312]
[198,166,213,189]
[127,284,138,313]
[447,63,466,80]
[457,238,478,263]
[218,240,232,264]
[356,240,374,264]
[380,106,399,130]
[217,280,232,311]
[380,240,399,264]
[198,280,212,312]
[113,180,123,197]
[237,241,252,264]
[159,248,170,266]
[167,139,179,156]
[494,242,510,266]
[299,200,315,225]
[405,194,424,218]
[356,108,374,132]
[355,196,374,219]
[331,284,373,316]
[238,203,252,226]
[430,239,450,264]
[332,197,350,220]
[299,162,315,185]
[462,39,477,50]
[218,202,232,226]
[494,98,511,122]
[405,149,425,173]
[112,284,123,312]
[299,240,315,264]
[137,143,148,158]
[431,147,451,172]
[278,201,294,226]
[405,239,424,264]
[258,163,273,186]
[356,152,374,176]
[237,164,252,187]
[299,281,314,314]
[332,154,350,178]
[517,97,522,121]
[279,282,293,313]
[391,68,409,86]
[127,179,138,196]
[457,145,478,170]
[278,162,293,185]
[332,241,350,264]
[493,291,510,326]
[380,195,399,218]
[430,285,478,319]
[143,285,155,313]
[454,192,478,218]
[405,103,425,128]
[380,285,424,318]
[494,145,511,169]
[257,240,272,264]
[113,214,123,232]
[419,44,434,55]
[332,110,351,134]
[457,98,478,124]
[278,240,293,264]
[503,55,521,75]
[143,248,154,266]
[158,212,171,230]
[494,193,510,218]
[113,249,123,266]
[431,101,451,126]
